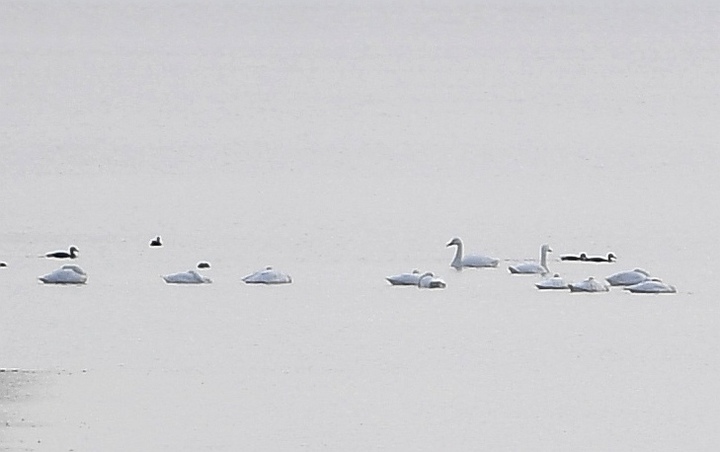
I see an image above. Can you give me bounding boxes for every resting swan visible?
[446,237,499,269]
[605,268,651,286]
[509,244,552,274]
[417,272,446,289]
[242,266,292,284]
[39,264,87,284]
[162,270,212,284]
[569,276,609,292]
[535,273,568,290]
[386,269,422,286]
[624,278,677,294]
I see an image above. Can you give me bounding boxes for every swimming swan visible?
[417,272,446,289]
[624,278,677,294]
[386,269,422,286]
[162,270,212,284]
[605,268,651,286]
[586,253,616,263]
[446,237,499,269]
[509,244,552,274]
[45,246,79,259]
[150,236,162,247]
[569,276,609,293]
[535,274,568,290]
[39,264,87,284]
[242,266,292,284]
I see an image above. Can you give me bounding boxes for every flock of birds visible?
[0,235,292,286]
[2,236,675,293]
[385,237,677,294]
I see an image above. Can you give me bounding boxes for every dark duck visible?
[45,246,79,259]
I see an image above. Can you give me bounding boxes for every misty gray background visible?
[1,0,718,450]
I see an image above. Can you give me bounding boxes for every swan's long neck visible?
[540,247,549,270]
[451,243,463,268]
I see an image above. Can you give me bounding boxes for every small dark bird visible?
[150,236,162,247]
[197,262,211,269]
[45,246,79,259]
[586,253,617,263]
[561,253,588,262]
[0,262,7,267]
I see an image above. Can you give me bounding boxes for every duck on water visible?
[560,252,616,263]
[560,253,587,262]
[45,246,79,259]
[586,253,616,263]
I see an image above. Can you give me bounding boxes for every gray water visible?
[1,1,719,450]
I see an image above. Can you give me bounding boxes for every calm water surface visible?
[1,1,718,450]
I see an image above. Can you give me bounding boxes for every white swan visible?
[386,269,422,286]
[39,264,87,284]
[624,278,677,294]
[508,244,552,274]
[605,268,651,286]
[242,266,292,285]
[446,237,499,270]
[535,273,568,290]
[162,270,212,284]
[569,276,609,293]
[417,272,446,289]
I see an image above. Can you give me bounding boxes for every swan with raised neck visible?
[446,237,499,270]
[508,244,552,274]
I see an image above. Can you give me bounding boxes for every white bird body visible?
[535,274,568,290]
[446,237,499,270]
[569,276,609,293]
[509,244,552,274]
[417,272,446,289]
[606,268,651,286]
[625,278,677,294]
[162,270,212,284]
[386,270,422,286]
[39,264,87,284]
[243,267,292,285]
